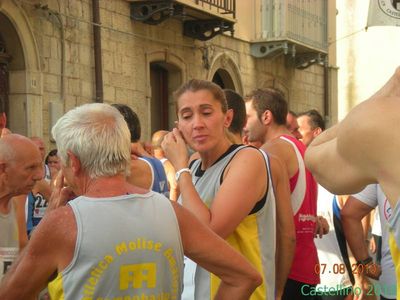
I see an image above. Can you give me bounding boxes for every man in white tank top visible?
[0,134,43,281]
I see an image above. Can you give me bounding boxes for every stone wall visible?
[1,0,332,145]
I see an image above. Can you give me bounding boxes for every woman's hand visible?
[162,128,189,171]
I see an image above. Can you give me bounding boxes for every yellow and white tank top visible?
[48,192,184,300]
[189,145,276,300]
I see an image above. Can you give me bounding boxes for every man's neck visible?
[226,131,242,145]
[131,142,151,158]
[81,174,146,198]
[265,124,292,142]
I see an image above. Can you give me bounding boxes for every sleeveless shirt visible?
[48,192,184,300]
[0,200,19,281]
[188,145,276,300]
[140,157,169,198]
[280,135,319,285]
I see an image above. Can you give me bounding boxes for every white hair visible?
[51,103,131,179]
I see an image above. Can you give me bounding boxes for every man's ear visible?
[67,151,81,175]
[0,160,5,174]
[313,127,323,137]
[224,109,233,128]
[261,110,272,125]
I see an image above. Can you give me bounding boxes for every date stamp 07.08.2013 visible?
[314,263,378,276]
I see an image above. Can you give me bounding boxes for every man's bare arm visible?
[269,154,295,299]
[305,127,369,196]
[0,207,76,299]
[163,160,179,201]
[341,196,381,280]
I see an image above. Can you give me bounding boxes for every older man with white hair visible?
[0,103,261,300]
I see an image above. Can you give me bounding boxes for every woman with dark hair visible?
[162,79,287,300]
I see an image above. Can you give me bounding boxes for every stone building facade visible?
[0,0,337,145]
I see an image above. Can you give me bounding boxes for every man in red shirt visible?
[244,88,320,300]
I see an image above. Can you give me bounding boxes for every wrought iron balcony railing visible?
[128,0,236,41]
[194,0,236,18]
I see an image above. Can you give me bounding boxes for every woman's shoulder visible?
[235,144,264,157]
[229,145,266,167]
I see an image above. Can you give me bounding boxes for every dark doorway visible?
[0,12,27,135]
[150,61,182,132]
[150,63,169,132]
[212,68,235,90]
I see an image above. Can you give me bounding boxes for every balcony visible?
[184,0,235,18]
[251,0,328,69]
[127,0,236,41]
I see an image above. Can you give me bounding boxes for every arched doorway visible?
[208,52,243,96]
[150,61,182,132]
[0,12,26,134]
[212,68,236,90]
[0,2,43,137]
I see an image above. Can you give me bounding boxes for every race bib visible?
[0,247,18,281]
[33,193,48,219]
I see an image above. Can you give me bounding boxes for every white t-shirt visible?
[372,208,382,237]
[353,184,396,298]
[315,185,352,290]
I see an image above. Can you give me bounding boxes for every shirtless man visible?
[305,67,400,206]
[0,103,262,299]
[305,67,400,299]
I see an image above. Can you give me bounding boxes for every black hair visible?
[224,89,246,134]
[112,103,141,142]
[298,109,325,131]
